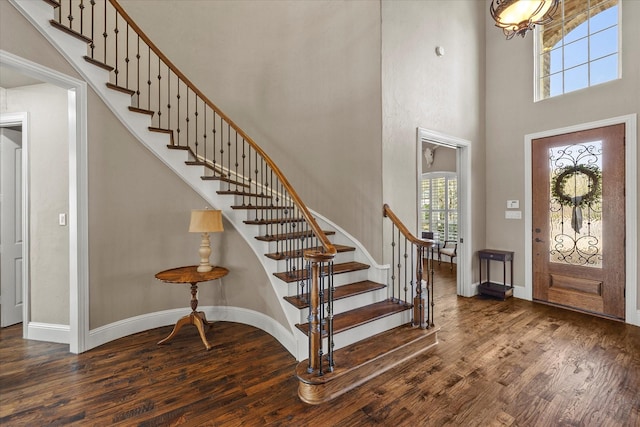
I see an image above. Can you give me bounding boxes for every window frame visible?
[533,0,622,102]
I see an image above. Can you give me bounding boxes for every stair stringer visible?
[10,0,396,362]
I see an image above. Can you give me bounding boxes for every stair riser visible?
[293,287,389,324]
[270,249,355,271]
[233,208,304,223]
[284,269,371,294]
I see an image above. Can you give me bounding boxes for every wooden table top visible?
[155,266,229,284]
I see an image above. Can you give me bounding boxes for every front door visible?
[0,126,24,327]
[532,123,625,320]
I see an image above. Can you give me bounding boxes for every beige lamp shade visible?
[189,209,224,233]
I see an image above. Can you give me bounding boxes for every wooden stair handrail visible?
[383,204,434,248]
[108,0,336,258]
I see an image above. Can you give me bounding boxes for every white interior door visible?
[1,126,24,327]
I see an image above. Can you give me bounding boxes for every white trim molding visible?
[417,128,472,297]
[0,111,29,334]
[524,114,638,327]
[88,306,297,358]
[0,50,89,352]
[27,322,70,344]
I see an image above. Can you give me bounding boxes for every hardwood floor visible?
[1,264,639,426]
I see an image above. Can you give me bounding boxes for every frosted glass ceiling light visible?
[490,0,559,39]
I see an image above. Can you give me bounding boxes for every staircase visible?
[10,0,438,404]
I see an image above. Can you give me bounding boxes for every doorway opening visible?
[0,123,25,328]
[1,50,89,353]
[416,128,472,297]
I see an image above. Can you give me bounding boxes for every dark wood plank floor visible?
[2,264,639,426]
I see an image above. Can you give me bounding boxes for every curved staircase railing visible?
[23,0,441,401]
[45,0,336,367]
[383,203,435,328]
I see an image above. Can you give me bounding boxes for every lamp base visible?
[197,232,213,273]
[197,264,213,273]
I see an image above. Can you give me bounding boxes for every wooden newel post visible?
[305,250,336,373]
[309,259,321,371]
[413,245,426,329]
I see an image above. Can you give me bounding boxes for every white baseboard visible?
[27,322,70,344]
[629,309,640,328]
[87,306,298,358]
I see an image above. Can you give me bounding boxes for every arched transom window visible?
[535,0,620,100]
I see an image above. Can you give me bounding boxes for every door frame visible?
[0,50,89,352]
[524,114,638,326]
[0,114,28,328]
[417,128,472,297]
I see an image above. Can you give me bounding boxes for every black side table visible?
[478,249,514,300]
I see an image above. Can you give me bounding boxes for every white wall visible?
[1,83,70,325]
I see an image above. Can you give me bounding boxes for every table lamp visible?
[189,209,224,273]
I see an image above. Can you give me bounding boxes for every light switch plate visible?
[505,210,522,219]
[507,200,519,209]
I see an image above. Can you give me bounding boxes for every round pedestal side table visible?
[155,265,229,350]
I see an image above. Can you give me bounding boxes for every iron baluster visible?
[135,35,140,108]
[185,87,190,151]
[212,112,217,175]
[89,0,95,58]
[102,0,107,65]
[175,80,180,146]
[114,8,119,85]
[67,0,73,30]
[156,57,161,128]
[226,123,231,191]
[79,0,85,34]
[202,102,207,162]
[390,222,396,302]
[403,237,409,304]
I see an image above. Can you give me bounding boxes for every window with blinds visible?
[420,172,458,241]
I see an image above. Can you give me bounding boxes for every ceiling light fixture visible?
[490,0,559,39]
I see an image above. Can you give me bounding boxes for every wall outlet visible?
[505,210,522,219]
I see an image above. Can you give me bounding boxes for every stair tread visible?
[295,324,439,404]
[217,190,273,199]
[244,217,305,225]
[256,229,335,243]
[129,106,154,117]
[106,82,135,96]
[266,244,354,260]
[231,205,292,210]
[201,176,250,188]
[49,20,93,44]
[83,55,114,71]
[284,280,385,309]
[274,261,369,283]
[295,299,411,336]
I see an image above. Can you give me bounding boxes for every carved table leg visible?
[157,282,214,350]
